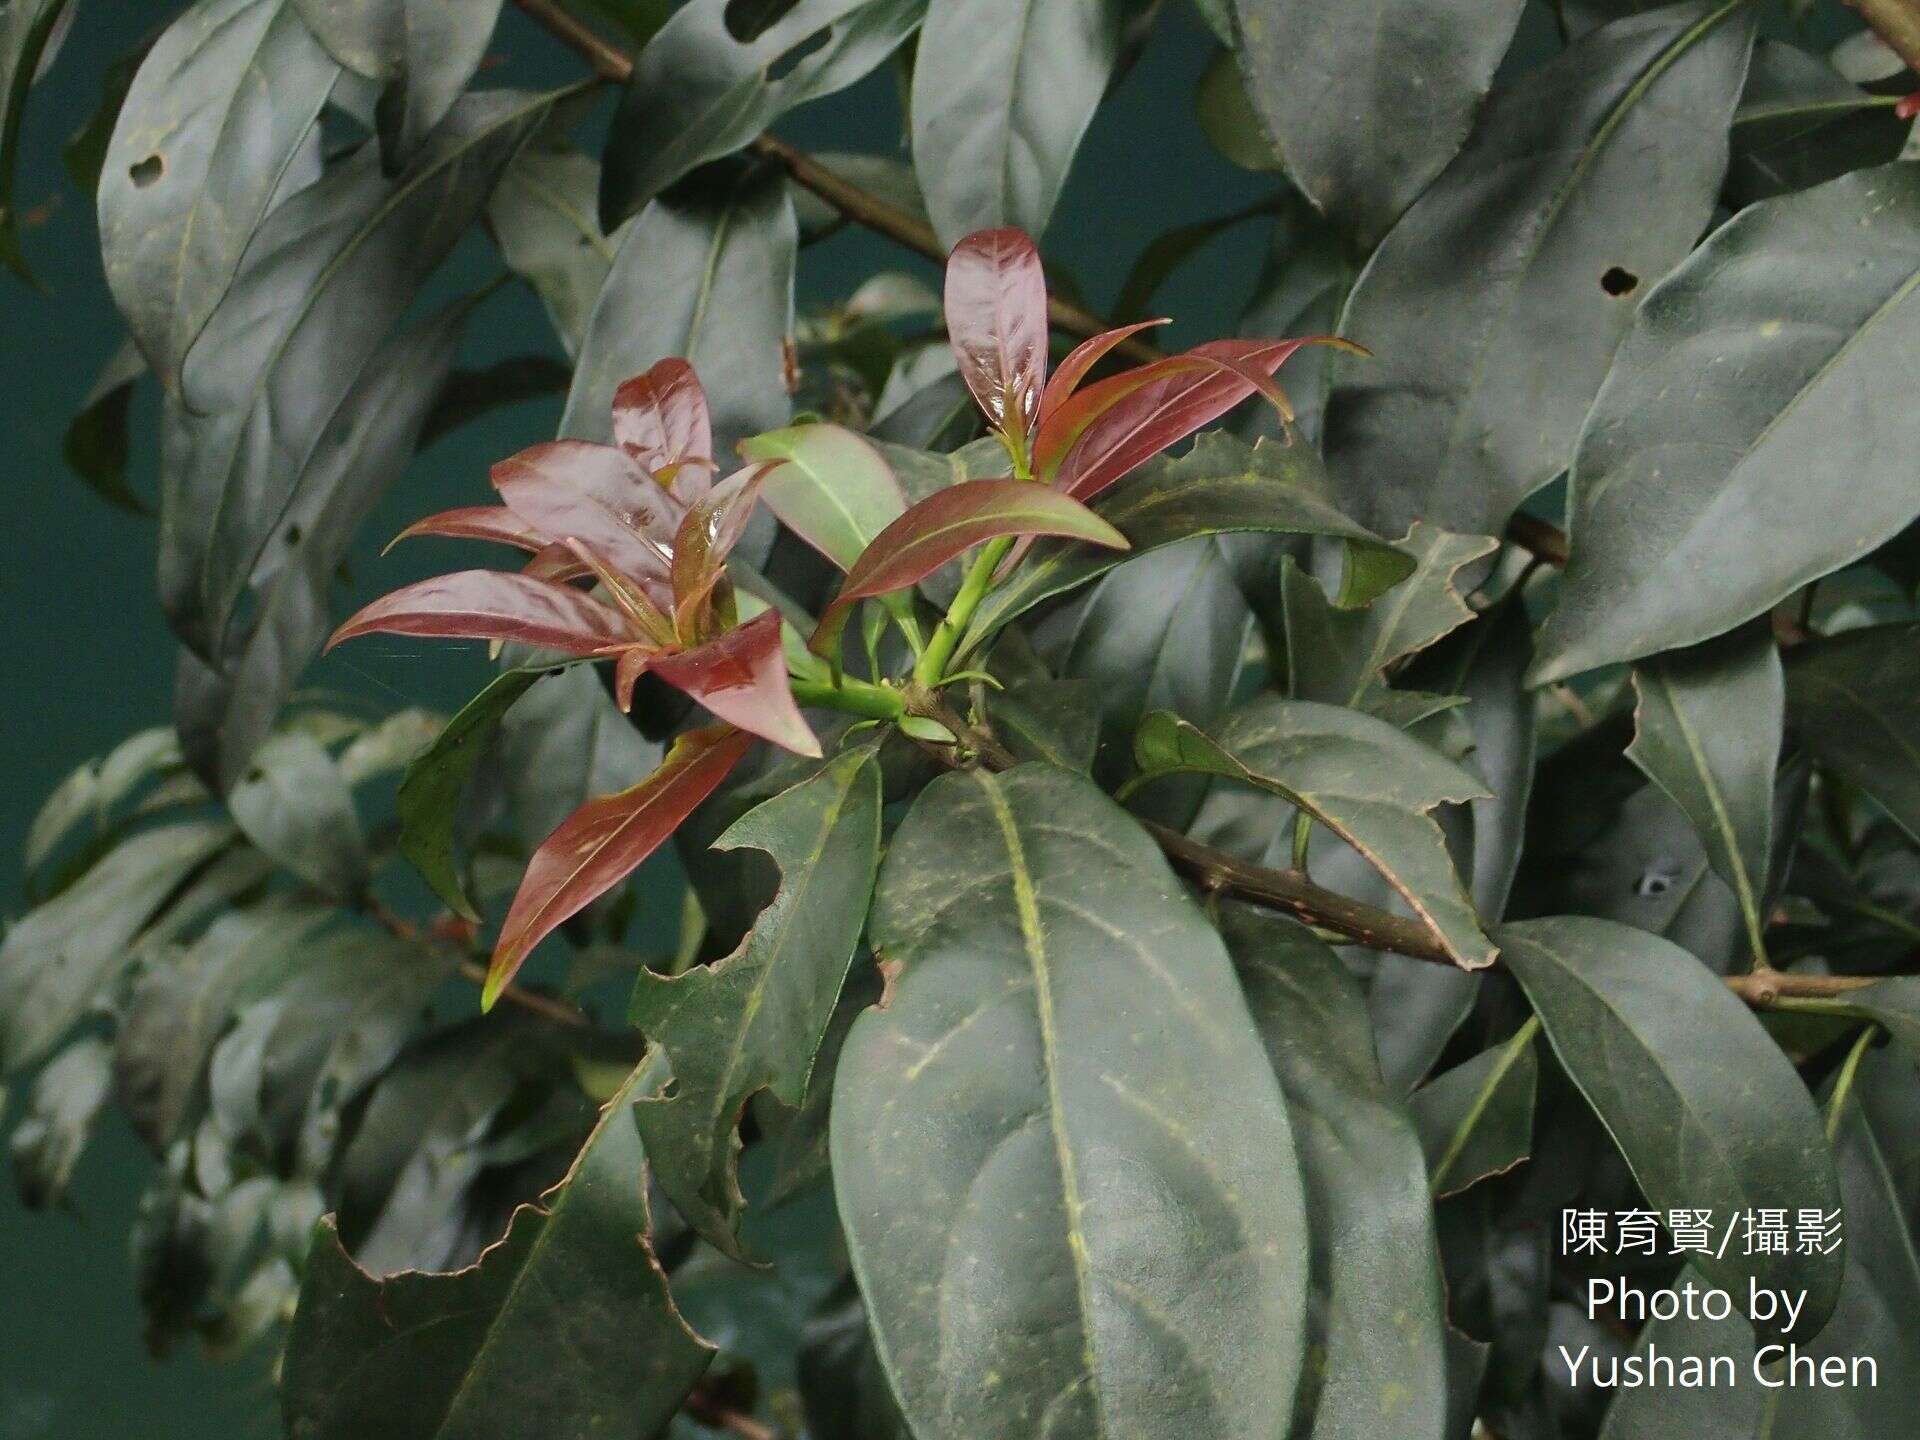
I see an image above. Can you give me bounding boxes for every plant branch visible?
[897,689,1896,1013]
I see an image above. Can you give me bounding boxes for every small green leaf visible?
[398,669,542,921]
[1627,625,1783,962]
[227,734,369,899]
[1409,1026,1538,1197]
[62,339,148,513]
[743,422,907,571]
[629,745,882,1257]
[1498,915,1844,1338]
[1135,700,1497,969]
[8,1037,113,1209]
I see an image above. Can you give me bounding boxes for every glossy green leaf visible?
[398,669,542,922]
[100,0,339,380]
[960,431,1409,659]
[8,1036,113,1208]
[283,1056,715,1439]
[1536,165,1920,681]
[1137,700,1496,967]
[1498,915,1844,1337]
[1325,1,1756,539]
[161,88,560,658]
[1787,623,1920,848]
[1409,1027,1538,1196]
[742,422,907,571]
[292,0,505,164]
[561,161,794,457]
[1223,904,1450,1440]
[630,745,880,1256]
[485,138,615,358]
[1229,0,1526,246]
[176,297,466,791]
[984,677,1101,773]
[600,0,924,227]
[1627,625,1782,961]
[0,0,76,280]
[1598,1048,1920,1437]
[910,0,1119,245]
[833,764,1312,1439]
[0,819,234,1074]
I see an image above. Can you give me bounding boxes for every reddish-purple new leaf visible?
[1046,338,1347,502]
[669,464,770,641]
[612,358,715,496]
[385,506,547,554]
[650,611,820,757]
[326,571,632,655]
[945,229,1050,452]
[486,724,754,1008]
[812,479,1129,654]
[492,441,680,598]
[1036,319,1170,435]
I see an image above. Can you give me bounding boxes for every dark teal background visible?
[0,3,1274,1433]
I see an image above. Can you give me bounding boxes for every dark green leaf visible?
[561,160,795,457]
[1598,1048,1920,1437]
[834,765,1312,1439]
[499,665,662,852]
[1194,46,1282,173]
[0,819,234,1074]
[62,338,148,513]
[629,745,881,1256]
[984,677,1101,773]
[292,0,506,165]
[420,355,572,450]
[1409,1027,1538,1196]
[1223,904,1450,1440]
[961,431,1409,660]
[790,149,928,242]
[798,1288,912,1439]
[1136,700,1497,968]
[1727,40,1907,206]
[1235,195,1358,445]
[1325,2,1756,539]
[911,0,1120,244]
[1536,165,1920,682]
[283,1056,715,1439]
[176,298,467,790]
[226,734,369,898]
[8,1036,113,1208]
[99,0,340,379]
[485,138,615,358]
[1229,0,1526,246]
[1497,915,1843,1338]
[398,670,541,921]
[161,87,560,658]
[1785,622,1920,846]
[601,0,923,227]
[0,0,76,281]
[1626,625,1782,961]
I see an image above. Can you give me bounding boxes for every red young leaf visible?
[614,646,653,712]
[813,478,1128,652]
[944,228,1050,451]
[326,571,632,655]
[493,442,679,605]
[486,724,754,1008]
[560,539,676,647]
[649,610,820,757]
[385,506,547,554]
[1035,319,1170,435]
[612,358,715,497]
[1045,338,1343,502]
[670,464,770,640]
[523,541,593,584]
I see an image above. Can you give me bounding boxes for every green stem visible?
[915,537,1015,687]
[790,676,905,721]
[1291,811,1313,874]
[1429,1016,1541,1197]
